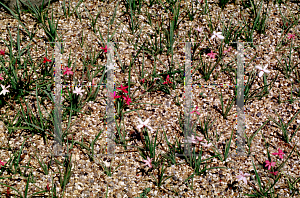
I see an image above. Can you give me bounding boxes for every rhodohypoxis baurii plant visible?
[236,171,250,185]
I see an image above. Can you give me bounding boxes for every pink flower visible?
[207,50,217,59]
[265,160,276,170]
[143,156,153,168]
[117,84,128,93]
[185,135,204,144]
[101,45,111,52]
[223,47,232,54]
[92,78,96,85]
[190,106,200,115]
[236,171,250,185]
[123,95,132,105]
[140,78,145,84]
[288,33,295,39]
[163,75,172,84]
[0,49,5,56]
[63,67,74,75]
[46,183,50,191]
[270,171,278,176]
[272,148,284,159]
[43,57,52,63]
[0,159,6,168]
[0,73,4,81]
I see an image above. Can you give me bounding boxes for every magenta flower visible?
[63,67,74,75]
[163,75,172,84]
[272,148,284,159]
[207,50,217,59]
[265,160,276,170]
[288,33,295,39]
[109,91,121,100]
[0,159,6,168]
[43,57,52,63]
[143,156,153,168]
[270,171,278,176]
[236,171,250,185]
[190,106,200,115]
[117,84,128,93]
[101,45,111,52]
[0,73,4,81]
[123,95,132,105]
[0,49,5,56]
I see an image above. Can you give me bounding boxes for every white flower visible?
[73,86,85,96]
[255,64,270,77]
[105,63,117,73]
[195,26,203,33]
[137,117,153,132]
[210,31,224,40]
[0,84,10,95]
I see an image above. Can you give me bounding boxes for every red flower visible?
[163,75,172,84]
[117,84,128,93]
[123,95,132,105]
[140,78,145,84]
[0,49,5,56]
[47,183,50,191]
[101,45,111,53]
[43,57,52,63]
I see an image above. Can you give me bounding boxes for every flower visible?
[0,49,5,56]
[211,31,224,40]
[223,46,232,54]
[190,106,200,115]
[46,183,50,191]
[163,75,172,84]
[207,50,217,59]
[185,135,204,144]
[143,156,153,168]
[201,141,212,148]
[73,86,85,96]
[272,148,284,159]
[105,63,116,73]
[288,33,295,39]
[195,26,203,33]
[43,57,52,63]
[137,117,153,132]
[270,171,278,176]
[255,64,270,78]
[109,91,121,100]
[0,85,10,95]
[101,45,111,52]
[236,171,250,185]
[92,78,96,85]
[63,67,74,75]
[0,159,6,168]
[117,84,128,93]
[0,73,4,81]
[123,95,132,105]
[140,78,145,84]
[265,160,276,170]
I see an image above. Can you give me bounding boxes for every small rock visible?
[256,112,262,117]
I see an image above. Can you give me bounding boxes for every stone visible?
[0,0,58,13]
